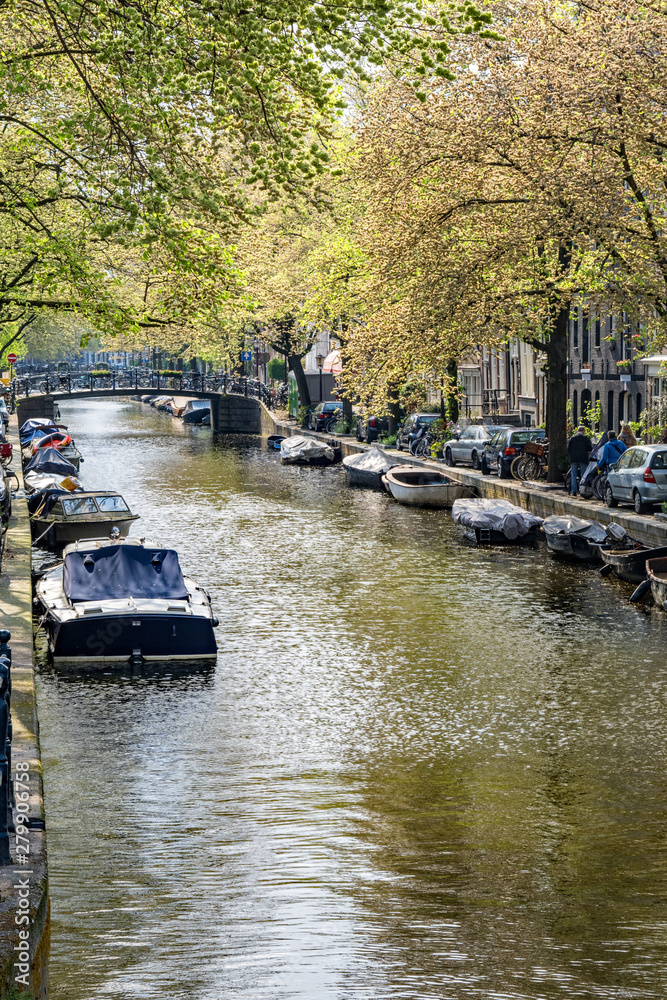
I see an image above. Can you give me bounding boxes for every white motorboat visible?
[280,435,336,464]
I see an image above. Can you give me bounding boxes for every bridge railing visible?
[9,370,288,410]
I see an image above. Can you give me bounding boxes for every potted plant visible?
[603,334,616,350]
[616,359,632,373]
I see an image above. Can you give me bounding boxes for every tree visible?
[342,0,667,480]
[0,0,490,347]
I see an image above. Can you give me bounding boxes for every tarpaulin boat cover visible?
[342,447,399,474]
[64,545,189,603]
[280,435,334,462]
[20,426,55,445]
[542,515,608,543]
[27,488,71,516]
[24,446,78,477]
[452,498,543,539]
[19,418,58,435]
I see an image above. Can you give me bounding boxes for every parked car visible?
[481,427,546,478]
[396,413,440,451]
[444,424,511,470]
[309,401,342,431]
[604,445,667,514]
[356,414,389,443]
[0,398,9,431]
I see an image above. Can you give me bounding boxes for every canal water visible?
[36,399,667,1000]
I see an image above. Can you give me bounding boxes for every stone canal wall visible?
[0,418,49,999]
[257,402,667,549]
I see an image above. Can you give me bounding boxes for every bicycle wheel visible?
[520,455,541,480]
[593,473,607,501]
[510,456,524,480]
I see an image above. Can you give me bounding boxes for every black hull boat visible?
[600,544,667,583]
[36,538,218,666]
[542,515,607,562]
[452,498,543,545]
[183,400,211,424]
[647,557,667,609]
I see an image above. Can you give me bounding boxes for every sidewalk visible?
[0,417,49,999]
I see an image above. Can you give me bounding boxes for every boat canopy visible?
[452,498,543,539]
[24,447,78,477]
[20,418,58,435]
[342,447,398,474]
[27,488,71,516]
[64,545,189,603]
[542,515,607,543]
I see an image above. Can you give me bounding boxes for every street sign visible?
[241,350,252,361]
[7,353,17,364]
[620,373,631,382]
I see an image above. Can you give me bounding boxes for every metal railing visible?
[0,630,13,865]
[9,371,288,411]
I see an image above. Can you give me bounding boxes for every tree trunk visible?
[546,305,569,483]
[289,353,311,409]
[446,358,459,423]
[386,384,401,434]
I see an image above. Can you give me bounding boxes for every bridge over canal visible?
[12,371,270,435]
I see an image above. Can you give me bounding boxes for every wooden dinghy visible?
[647,557,667,609]
[382,466,475,508]
[600,544,667,583]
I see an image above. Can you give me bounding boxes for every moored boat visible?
[183,399,211,424]
[280,435,336,464]
[600,543,667,583]
[36,537,218,665]
[382,465,474,507]
[30,491,139,548]
[23,447,82,494]
[542,515,607,562]
[452,498,543,544]
[28,430,82,470]
[647,557,667,609]
[343,447,400,490]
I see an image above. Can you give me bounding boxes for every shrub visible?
[268,358,286,381]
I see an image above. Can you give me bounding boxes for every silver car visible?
[605,444,667,514]
[444,424,510,470]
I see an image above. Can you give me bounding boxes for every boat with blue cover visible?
[36,537,218,665]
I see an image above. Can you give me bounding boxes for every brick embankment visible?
[0,417,49,999]
[258,403,667,549]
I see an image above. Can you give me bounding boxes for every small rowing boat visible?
[647,557,667,609]
[382,466,475,508]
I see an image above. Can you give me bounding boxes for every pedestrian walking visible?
[567,425,592,495]
[619,423,637,448]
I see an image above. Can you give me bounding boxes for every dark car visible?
[309,401,342,431]
[444,424,511,470]
[396,413,440,451]
[481,427,546,478]
[356,414,389,443]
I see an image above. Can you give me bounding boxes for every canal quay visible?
[5,397,667,1000]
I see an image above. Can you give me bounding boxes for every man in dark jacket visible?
[567,425,593,495]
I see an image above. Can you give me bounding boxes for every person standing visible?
[567,425,593,496]
[619,423,637,448]
[598,429,627,470]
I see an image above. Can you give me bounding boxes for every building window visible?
[607,389,614,431]
[582,312,589,364]
[570,312,577,349]
[572,389,578,425]
[595,315,601,348]
[636,393,642,421]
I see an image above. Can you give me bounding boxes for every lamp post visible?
[316,352,325,402]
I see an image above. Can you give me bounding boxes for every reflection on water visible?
[36,400,667,1000]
